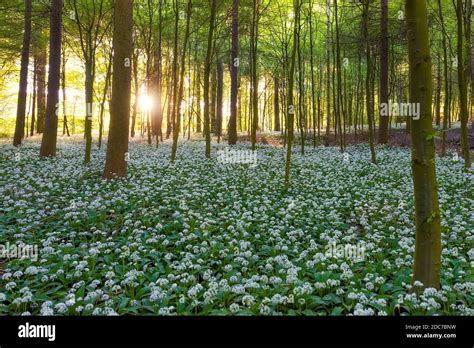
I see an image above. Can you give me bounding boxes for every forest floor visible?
[0,138,472,315]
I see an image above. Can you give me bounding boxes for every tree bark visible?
[62,44,70,137]
[153,0,164,145]
[30,56,37,136]
[13,0,32,146]
[438,0,449,157]
[171,0,192,161]
[324,0,331,146]
[131,49,139,138]
[103,0,133,179]
[250,0,260,150]
[216,59,224,143]
[455,0,472,169]
[274,77,280,131]
[228,0,239,145]
[40,0,62,157]
[363,1,377,164]
[309,0,316,146]
[284,0,300,190]
[36,49,46,134]
[204,0,217,157]
[405,0,442,289]
[378,0,389,144]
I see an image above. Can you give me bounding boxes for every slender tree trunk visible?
[154,0,163,145]
[103,0,133,179]
[325,0,331,146]
[274,77,280,131]
[284,0,300,191]
[297,14,304,155]
[435,55,441,127]
[84,60,94,163]
[165,62,173,139]
[170,0,180,146]
[228,0,239,144]
[171,0,192,161]
[405,0,441,289]
[195,59,202,134]
[131,50,138,138]
[335,0,345,151]
[13,0,32,146]
[40,0,62,157]
[210,59,217,133]
[455,0,472,169]
[378,0,389,144]
[216,58,223,143]
[36,50,46,134]
[318,63,322,141]
[439,0,449,157]
[30,56,37,136]
[363,1,377,164]
[251,0,260,150]
[98,49,112,148]
[204,0,217,157]
[238,75,242,132]
[309,0,317,147]
[468,0,474,128]
[61,44,70,137]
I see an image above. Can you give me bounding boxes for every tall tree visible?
[103,0,133,179]
[228,0,239,145]
[39,0,63,157]
[334,0,344,151]
[216,59,224,143]
[171,0,192,161]
[378,0,389,144]
[324,0,331,146]
[405,0,441,289]
[152,0,164,145]
[274,77,280,131]
[68,0,111,164]
[438,0,449,157]
[284,0,300,190]
[169,0,180,146]
[455,0,472,169]
[30,56,37,136]
[250,0,260,150]
[61,44,70,137]
[308,0,317,146]
[363,0,377,164]
[13,0,32,147]
[36,49,47,134]
[204,0,217,158]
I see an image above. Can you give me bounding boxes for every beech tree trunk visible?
[103,0,133,179]
[228,0,239,145]
[274,77,280,132]
[406,0,442,289]
[13,0,32,147]
[378,0,389,144]
[171,0,192,161]
[284,0,300,190]
[40,0,63,157]
[455,0,472,169]
[216,59,223,143]
[36,49,46,134]
[204,0,217,157]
